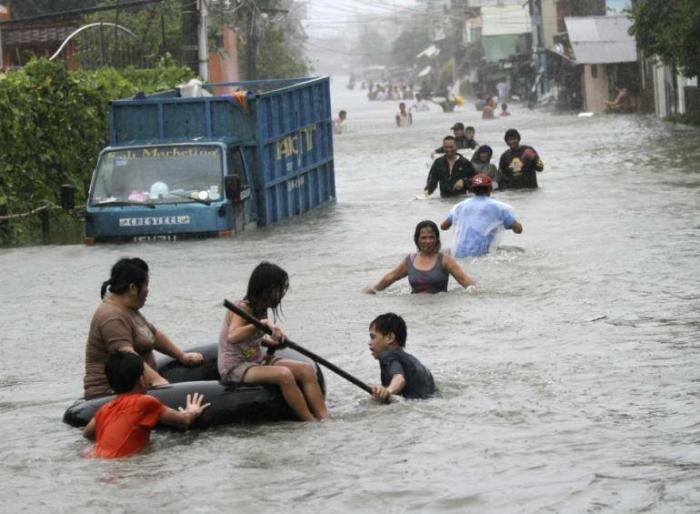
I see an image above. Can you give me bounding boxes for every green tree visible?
[629,0,700,77]
[0,59,193,245]
[391,22,431,70]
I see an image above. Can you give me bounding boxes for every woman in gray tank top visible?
[363,220,476,294]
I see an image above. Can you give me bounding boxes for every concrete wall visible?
[685,86,700,119]
[582,63,609,112]
[652,60,699,117]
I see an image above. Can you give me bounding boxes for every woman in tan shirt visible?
[83,258,203,399]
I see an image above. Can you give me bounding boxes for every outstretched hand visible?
[178,392,211,418]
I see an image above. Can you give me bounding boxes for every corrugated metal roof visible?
[482,5,531,37]
[564,15,637,64]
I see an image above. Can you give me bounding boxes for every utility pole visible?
[243,1,288,80]
[246,1,258,80]
[197,0,209,80]
[181,0,199,73]
[529,0,547,105]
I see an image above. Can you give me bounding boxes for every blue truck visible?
[83,77,335,243]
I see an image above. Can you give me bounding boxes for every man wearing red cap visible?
[440,174,522,257]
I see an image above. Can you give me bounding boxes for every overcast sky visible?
[303,0,420,37]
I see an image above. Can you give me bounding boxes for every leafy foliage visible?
[0,59,194,245]
[391,24,432,70]
[629,0,700,77]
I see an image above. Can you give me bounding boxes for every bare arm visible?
[143,361,169,386]
[371,374,406,401]
[153,330,203,366]
[386,374,406,395]
[226,308,262,343]
[83,418,96,440]
[155,330,204,366]
[120,346,169,386]
[153,330,185,361]
[364,258,409,294]
[443,254,476,288]
[158,393,210,429]
[226,307,285,345]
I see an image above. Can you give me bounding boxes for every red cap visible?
[471,174,493,187]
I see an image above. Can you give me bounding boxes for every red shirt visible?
[91,394,166,458]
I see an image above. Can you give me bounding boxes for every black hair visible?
[465,126,475,132]
[473,185,492,196]
[244,261,289,319]
[339,110,347,117]
[370,313,407,347]
[443,135,456,143]
[105,351,145,393]
[504,128,521,141]
[101,257,149,299]
[413,220,441,252]
[474,145,493,162]
[501,103,508,110]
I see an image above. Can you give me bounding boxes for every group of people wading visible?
[78,118,543,459]
[363,123,542,296]
[426,124,544,195]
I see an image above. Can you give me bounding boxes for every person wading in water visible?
[424,136,475,198]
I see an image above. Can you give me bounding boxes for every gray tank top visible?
[406,253,449,294]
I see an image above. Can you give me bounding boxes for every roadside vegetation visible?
[0,59,194,246]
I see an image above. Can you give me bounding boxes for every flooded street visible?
[1,79,700,512]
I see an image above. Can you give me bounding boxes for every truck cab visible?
[84,77,334,243]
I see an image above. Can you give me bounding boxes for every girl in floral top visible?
[218,262,329,421]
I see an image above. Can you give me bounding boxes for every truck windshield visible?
[90,145,223,206]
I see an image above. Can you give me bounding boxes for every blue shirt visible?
[446,195,516,257]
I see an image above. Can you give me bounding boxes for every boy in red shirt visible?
[83,351,209,458]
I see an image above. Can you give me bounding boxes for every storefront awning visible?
[564,16,637,64]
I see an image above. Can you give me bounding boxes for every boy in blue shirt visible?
[368,313,435,401]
